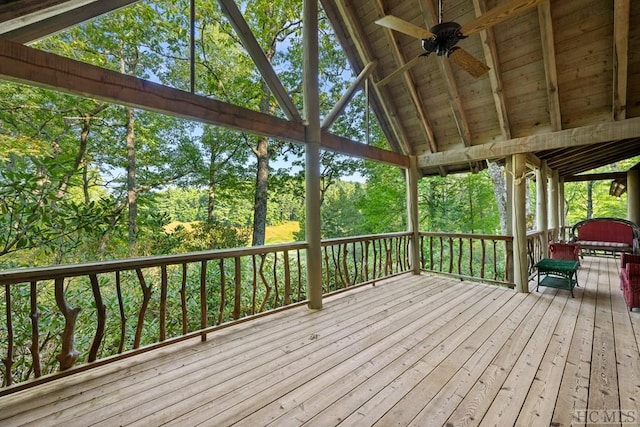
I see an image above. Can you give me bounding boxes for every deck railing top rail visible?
[321,231,412,246]
[0,242,309,285]
[419,231,513,241]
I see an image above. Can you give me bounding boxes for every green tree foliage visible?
[419,171,501,234]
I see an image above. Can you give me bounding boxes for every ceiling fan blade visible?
[377,54,424,86]
[460,0,544,36]
[448,48,490,78]
[375,15,434,39]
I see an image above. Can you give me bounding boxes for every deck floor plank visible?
[587,257,620,417]
[301,284,513,427]
[551,255,600,426]
[442,289,558,426]
[515,256,595,426]
[369,285,523,425]
[5,275,436,425]
[60,275,448,427]
[406,292,538,427]
[227,281,500,427]
[0,257,637,427]
[174,280,501,426]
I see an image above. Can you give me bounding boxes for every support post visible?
[303,0,322,309]
[628,169,640,224]
[407,156,420,275]
[505,156,514,284]
[558,175,565,233]
[512,153,529,293]
[548,169,559,240]
[536,161,549,256]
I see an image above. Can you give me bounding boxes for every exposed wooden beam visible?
[460,0,545,36]
[1,0,139,44]
[217,0,301,122]
[330,0,412,156]
[473,0,512,140]
[0,38,408,167]
[372,0,438,160]
[564,172,627,182]
[421,0,473,151]
[321,60,376,130]
[418,118,640,168]
[422,1,479,174]
[0,0,90,27]
[537,0,562,131]
[320,132,409,167]
[613,0,630,121]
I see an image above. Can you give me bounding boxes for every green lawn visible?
[165,220,300,245]
[265,221,300,244]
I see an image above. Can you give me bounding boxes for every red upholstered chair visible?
[620,253,640,311]
[549,242,579,261]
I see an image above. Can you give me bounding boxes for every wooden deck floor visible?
[1,256,639,426]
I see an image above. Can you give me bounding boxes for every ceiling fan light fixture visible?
[422,22,467,56]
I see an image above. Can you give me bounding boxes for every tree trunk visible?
[252,135,269,246]
[207,148,216,224]
[126,106,138,254]
[251,64,275,246]
[487,161,508,234]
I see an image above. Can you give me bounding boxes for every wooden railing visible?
[0,243,307,392]
[419,232,514,287]
[0,233,414,392]
[526,227,565,278]
[526,230,545,278]
[321,232,413,292]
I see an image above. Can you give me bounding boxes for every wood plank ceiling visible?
[321,0,640,177]
[2,0,640,178]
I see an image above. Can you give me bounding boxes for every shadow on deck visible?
[1,256,639,426]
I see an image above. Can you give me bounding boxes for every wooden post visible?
[627,169,640,224]
[512,153,529,293]
[303,0,322,310]
[536,160,549,256]
[406,156,420,275]
[558,175,565,232]
[505,156,514,284]
[548,169,559,239]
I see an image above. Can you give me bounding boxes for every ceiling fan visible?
[375,0,544,84]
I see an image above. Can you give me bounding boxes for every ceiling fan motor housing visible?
[422,22,467,56]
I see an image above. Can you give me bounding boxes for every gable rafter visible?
[613,0,630,121]
[372,0,439,157]
[0,0,140,44]
[472,0,512,140]
[537,0,562,131]
[325,0,412,156]
[421,0,483,173]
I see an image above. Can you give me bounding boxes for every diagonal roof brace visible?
[217,0,302,123]
[321,60,376,130]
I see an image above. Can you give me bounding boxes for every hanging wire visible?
[438,0,444,24]
[190,0,196,93]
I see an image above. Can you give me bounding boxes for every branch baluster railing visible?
[1,230,520,394]
[419,232,514,287]
[0,233,416,393]
[0,243,307,393]
[320,232,413,293]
